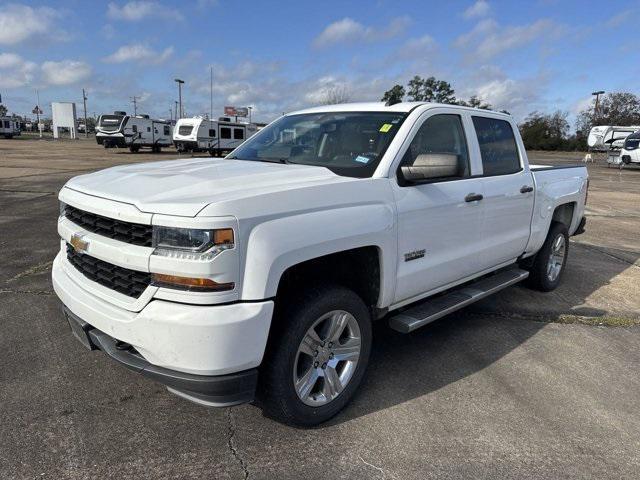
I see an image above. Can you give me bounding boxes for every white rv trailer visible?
[173,116,258,156]
[0,117,21,138]
[588,125,640,151]
[96,111,173,152]
[619,130,640,166]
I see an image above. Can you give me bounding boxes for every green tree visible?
[519,110,571,150]
[458,95,492,110]
[0,104,7,117]
[381,84,405,105]
[404,76,457,103]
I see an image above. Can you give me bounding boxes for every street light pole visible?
[248,106,252,124]
[82,88,88,138]
[174,79,185,118]
[591,90,605,121]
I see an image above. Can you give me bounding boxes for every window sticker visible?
[354,155,370,164]
[379,123,393,133]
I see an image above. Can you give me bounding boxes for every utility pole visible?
[174,78,184,118]
[82,88,88,138]
[174,101,178,123]
[36,89,42,138]
[248,106,253,124]
[592,90,605,121]
[130,95,139,116]
[210,66,213,121]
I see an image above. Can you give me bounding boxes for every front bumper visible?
[64,307,258,406]
[52,252,274,404]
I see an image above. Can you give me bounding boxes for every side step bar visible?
[388,268,529,333]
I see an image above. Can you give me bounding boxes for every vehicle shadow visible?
[329,241,640,425]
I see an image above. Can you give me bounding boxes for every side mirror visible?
[400,153,460,183]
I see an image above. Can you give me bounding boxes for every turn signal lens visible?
[213,228,234,245]
[152,273,235,292]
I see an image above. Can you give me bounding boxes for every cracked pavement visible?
[1,139,639,479]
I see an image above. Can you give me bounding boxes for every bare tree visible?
[321,85,351,105]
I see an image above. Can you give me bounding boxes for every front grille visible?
[64,205,153,247]
[66,243,151,298]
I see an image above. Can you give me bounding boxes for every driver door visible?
[392,110,485,305]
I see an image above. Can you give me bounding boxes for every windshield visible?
[229,112,406,178]
[99,115,125,131]
[624,132,640,150]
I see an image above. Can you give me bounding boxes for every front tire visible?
[259,285,372,426]
[526,222,569,292]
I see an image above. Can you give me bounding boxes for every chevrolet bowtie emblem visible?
[70,233,89,254]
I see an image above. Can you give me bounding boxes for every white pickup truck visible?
[53,102,588,426]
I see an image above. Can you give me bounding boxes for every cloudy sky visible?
[0,0,638,125]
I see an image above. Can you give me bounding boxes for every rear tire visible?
[525,222,569,292]
[258,285,372,426]
[129,145,139,153]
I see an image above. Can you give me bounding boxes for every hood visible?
[65,158,348,217]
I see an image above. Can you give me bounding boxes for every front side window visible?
[132,125,138,133]
[209,129,216,137]
[229,112,406,178]
[221,127,231,139]
[234,128,244,140]
[472,116,521,176]
[400,114,470,179]
[164,125,170,135]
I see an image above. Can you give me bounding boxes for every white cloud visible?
[605,9,634,28]
[41,60,92,86]
[456,18,563,60]
[107,1,183,22]
[103,44,174,64]
[0,4,67,45]
[457,66,549,119]
[398,35,436,59]
[0,53,37,88]
[313,16,410,48]
[463,0,490,19]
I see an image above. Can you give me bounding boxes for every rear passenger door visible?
[472,115,535,271]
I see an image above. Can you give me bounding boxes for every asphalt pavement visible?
[1,139,639,479]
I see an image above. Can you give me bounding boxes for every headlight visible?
[152,227,234,261]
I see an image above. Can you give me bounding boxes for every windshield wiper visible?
[225,156,295,164]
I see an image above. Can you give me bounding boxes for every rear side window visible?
[132,125,138,133]
[234,128,244,140]
[472,117,521,176]
[221,127,231,139]
[209,129,216,137]
[164,125,170,135]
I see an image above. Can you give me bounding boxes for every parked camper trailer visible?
[588,125,640,151]
[96,112,173,152]
[0,117,21,138]
[173,116,258,156]
[620,131,640,166]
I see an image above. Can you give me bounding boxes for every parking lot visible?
[1,138,639,479]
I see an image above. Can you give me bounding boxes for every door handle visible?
[520,185,534,193]
[465,193,483,202]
